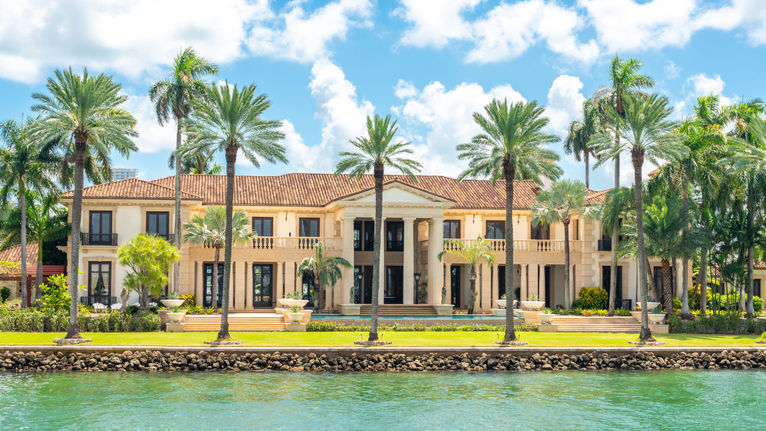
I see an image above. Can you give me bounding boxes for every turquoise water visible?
[1,370,764,430]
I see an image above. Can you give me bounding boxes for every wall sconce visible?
[516,215,520,224]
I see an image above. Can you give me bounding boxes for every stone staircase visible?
[358,304,437,316]
[545,316,642,333]
[181,313,286,332]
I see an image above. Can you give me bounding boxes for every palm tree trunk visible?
[584,152,590,190]
[36,237,44,300]
[632,148,653,342]
[646,257,660,302]
[503,160,517,342]
[745,181,755,316]
[314,273,321,313]
[212,246,220,310]
[661,258,672,314]
[369,163,383,341]
[217,146,236,341]
[563,220,570,308]
[608,153,620,315]
[19,180,27,309]
[468,269,476,315]
[681,257,690,318]
[66,140,86,339]
[699,249,708,316]
[173,120,182,295]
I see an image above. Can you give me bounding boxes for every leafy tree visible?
[183,207,253,309]
[150,47,218,295]
[39,274,71,312]
[531,179,592,308]
[31,68,137,339]
[118,234,180,310]
[335,114,421,342]
[0,119,60,308]
[178,83,285,341]
[439,236,495,314]
[591,93,688,341]
[457,99,561,342]
[297,241,351,313]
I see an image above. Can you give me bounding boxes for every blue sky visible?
[1,0,765,190]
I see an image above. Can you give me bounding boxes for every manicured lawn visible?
[0,331,763,347]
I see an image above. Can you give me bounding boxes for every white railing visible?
[443,239,583,254]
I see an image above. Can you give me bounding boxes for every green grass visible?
[0,331,763,347]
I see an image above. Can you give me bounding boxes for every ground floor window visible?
[451,265,461,307]
[88,262,112,305]
[385,266,403,304]
[353,265,373,304]
[754,279,762,298]
[203,263,223,308]
[602,265,625,308]
[252,264,273,308]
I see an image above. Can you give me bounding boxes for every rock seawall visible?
[1,350,765,372]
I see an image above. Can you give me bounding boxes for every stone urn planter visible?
[166,310,187,323]
[277,298,309,309]
[641,301,660,311]
[496,299,507,309]
[521,300,545,311]
[433,304,454,316]
[647,313,665,324]
[287,312,304,323]
[539,313,554,324]
[161,299,185,308]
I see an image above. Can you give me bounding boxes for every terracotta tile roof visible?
[62,178,201,201]
[755,261,766,270]
[147,174,542,210]
[586,189,610,205]
[0,242,38,266]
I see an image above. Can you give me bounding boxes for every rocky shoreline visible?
[1,350,765,372]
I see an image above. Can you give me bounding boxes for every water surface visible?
[1,370,763,430]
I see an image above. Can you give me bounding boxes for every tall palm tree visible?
[531,179,591,308]
[169,147,222,174]
[592,56,655,316]
[150,47,218,296]
[458,99,561,343]
[596,186,633,313]
[438,236,495,314]
[592,93,688,341]
[335,114,421,342]
[0,119,59,307]
[297,241,351,312]
[178,83,286,341]
[564,100,599,189]
[183,207,253,309]
[31,68,137,340]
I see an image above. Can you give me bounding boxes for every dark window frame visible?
[89,211,113,244]
[443,220,461,239]
[299,218,320,237]
[146,211,170,238]
[252,263,273,308]
[252,217,274,237]
[386,220,404,251]
[87,261,112,305]
[486,220,505,239]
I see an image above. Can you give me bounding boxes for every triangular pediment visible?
[331,180,454,207]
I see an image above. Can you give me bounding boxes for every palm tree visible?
[595,186,633,313]
[31,68,138,340]
[150,47,218,296]
[169,147,222,174]
[178,83,286,341]
[0,119,60,308]
[564,100,599,189]
[438,236,495,314]
[457,99,561,343]
[591,93,688,341]
[297,241,351,312]
[335,114,422,342]
[722,115,766,316]
[183,207,253,309]
[531,179,591,308]
[591,56,655,317]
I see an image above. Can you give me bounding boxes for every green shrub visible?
[39,274,71,312]
[614,308,632,316]
[305,321,533,332]
[753,296,763,313]
[577,287,608,310]
[0,308,160,332]
[0,286,10,302]
[180,294,196,307]
[668,313,766,334]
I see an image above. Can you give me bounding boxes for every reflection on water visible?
[0,370,764,430]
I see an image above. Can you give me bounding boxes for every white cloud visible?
[544,75,586,137]
[280,120,314,172]
[665,60,681,79]
[0,0,261,83]
[392,80,526,175]
[122,92,177,154]
[394,0,480,48]
[686,73,735,106]
[247,0,372,63]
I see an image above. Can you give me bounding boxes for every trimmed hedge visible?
[305,321,537,332]
[0,309,160,332]
[668,313,766,334]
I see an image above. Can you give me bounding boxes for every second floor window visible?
[353,220,375,251]
[386,221,404,251]
[443,220,461,239]
[486,220,504,239]
[531,223,550,240]
[252,217,273,236]
[89,211,112,244]
[299,218,320,237]
[146,212,169,237]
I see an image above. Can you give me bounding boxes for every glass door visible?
[203,263,224,308]
[252,264,273,308]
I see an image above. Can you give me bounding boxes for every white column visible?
[520,264,528,302]
[340,216,355,305]
[402,217,415,304]
[378,217,386,305]
[427,217,444,304]
[446,263,453,306]
[539,264,546,303]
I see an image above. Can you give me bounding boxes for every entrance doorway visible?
[252,264,273,308]
[385,266,403,304]
[544,266,552,308]
[451,265,461,308]
[602,265,623,308]
[353,265,373,304]
[203,262,223,308]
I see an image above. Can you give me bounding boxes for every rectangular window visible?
[353,220,362,251]
[754,279,761,299]
[299,218,320,237]
[89,211,113,244]
[530,223,550,240]
[485,220,505,239]
[385,266,404,304]
[146,211,169,238]
[252,217,273,236]
[386,221,404,251]
[88,262,112,305]
[252,264,273,307]
[203,263,224,308]
[443,220,461,239]
[353,220,375,251]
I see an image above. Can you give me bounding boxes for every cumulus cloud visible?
[394,0,480,48]
[544,75,586,137]
[0,0,261,83]
[122,92,177,154]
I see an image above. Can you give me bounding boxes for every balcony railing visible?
[201,236,339,251]
[81,233,118,246]
[598,239,612,251]
[443,239,583,254]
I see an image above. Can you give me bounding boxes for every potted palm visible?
[521,294,545,311]
[161,291,185,309]
[166,306,187,323]
[287,306,304,323]
[539,307,554,324]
